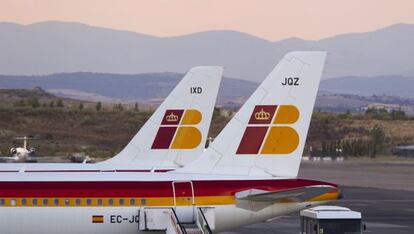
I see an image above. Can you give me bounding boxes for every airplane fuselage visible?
[0,172,339,234]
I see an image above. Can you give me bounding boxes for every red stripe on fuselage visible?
[24,170,101,173]
[0,178,337,198]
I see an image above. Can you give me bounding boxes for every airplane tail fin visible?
[102,66,223,167]
[177,52,326,177]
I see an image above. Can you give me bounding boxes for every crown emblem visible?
[166,112,179,122]
[254,109,270,120]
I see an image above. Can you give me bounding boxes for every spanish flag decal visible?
[92,215,104,223]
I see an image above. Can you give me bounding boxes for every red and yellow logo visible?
[236,105,300,155]
[151,109,202,149]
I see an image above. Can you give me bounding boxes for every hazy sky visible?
[1,0,414,41]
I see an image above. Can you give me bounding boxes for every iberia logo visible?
[151,109,202,149]
[236,105,300,155]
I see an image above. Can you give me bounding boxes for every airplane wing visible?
[0,157,18,160]
[235,185,338,203]
[0,157,18,163]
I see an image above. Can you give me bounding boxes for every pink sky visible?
[1,0,414,40]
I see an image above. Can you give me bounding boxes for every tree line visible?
[311,124,386,158]
[13,97,140,112]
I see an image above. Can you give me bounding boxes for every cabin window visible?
[86,199,92,206]
[54,199,59,206]
[21,199,27,206]
[119,199,124,206]
[43,199,49,206]
[75,199,81,206]
[97,199,103,206]
[0,199,5,206]
[11,199,16,206]
[64,199,70,206]
[32,199,38,206]
[108,199,114,205]
[130,199,135,206]
[141,198,146,205]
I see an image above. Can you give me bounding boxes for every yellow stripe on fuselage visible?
[0,196,236,207]
[0,191,337,207]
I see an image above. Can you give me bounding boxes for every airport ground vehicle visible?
[300,206,364,234]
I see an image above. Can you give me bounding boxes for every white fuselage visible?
[0,203,323,234]
[0,172,336,234]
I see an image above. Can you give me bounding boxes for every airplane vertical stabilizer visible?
[102,66,223,167]
[176,52,326,177]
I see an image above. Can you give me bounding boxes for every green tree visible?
[134,102,139,111]
[390,109,406,120]
[95,102,102,111]
[13,99,26,107]
[369,124,385,158]
[27,97,40,108]
[113,103,124,111]
[78,102,84,110]
[49,100,55,108]
[56,99,64,108]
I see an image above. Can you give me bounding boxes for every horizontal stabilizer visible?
[235,185,337,203]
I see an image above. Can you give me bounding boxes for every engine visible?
[10,147,17,155]
[29,147,36,154]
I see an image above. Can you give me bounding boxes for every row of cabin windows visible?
[0,198,141,206]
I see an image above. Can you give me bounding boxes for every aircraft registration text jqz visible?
[282,77,299,86]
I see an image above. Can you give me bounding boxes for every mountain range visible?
[1,73,414,113]
[320,75,414,98]
[0,21,414,82]
[0,73,257,106]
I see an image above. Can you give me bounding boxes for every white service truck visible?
[300,206,365,234]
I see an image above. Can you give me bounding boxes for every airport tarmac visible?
[299,161,414,191]
[223,161,414,234]
[223,186,414,234]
